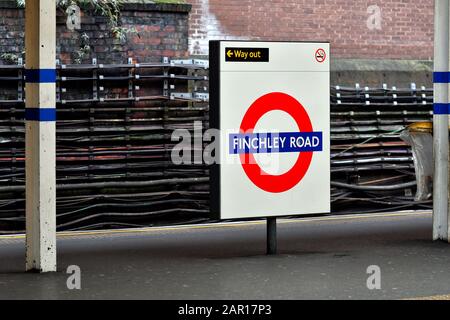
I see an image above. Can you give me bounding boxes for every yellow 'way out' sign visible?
[225,47,269,62]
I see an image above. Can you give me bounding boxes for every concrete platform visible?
[0,211,449,300]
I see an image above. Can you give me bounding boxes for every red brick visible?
[186,0,434,59]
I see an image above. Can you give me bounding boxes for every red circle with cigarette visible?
[315,48,326,63]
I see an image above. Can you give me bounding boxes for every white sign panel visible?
[210,41,330,219]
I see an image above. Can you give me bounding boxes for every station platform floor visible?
[0,211,449,300]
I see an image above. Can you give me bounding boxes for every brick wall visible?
[0,1,191,65]
[187,0,434,60]
[0,1,434,62]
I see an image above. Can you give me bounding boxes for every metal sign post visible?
[267,218,277,255]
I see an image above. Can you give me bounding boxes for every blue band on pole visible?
[433,72,450,83]
[25,69,56,83]
[434,103,450,115]
[25,108,56,121]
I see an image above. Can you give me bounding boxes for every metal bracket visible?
[92,58,98,101]
[17,57,23,102]
[171,59,209,69]
[128,57,134,99]
[163,57,169,97]
[55,59,61,103]
[170,92,209,102]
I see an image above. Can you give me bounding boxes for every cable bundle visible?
[0,60,433,233]
[0,59,211,233]
[330,84,433,214]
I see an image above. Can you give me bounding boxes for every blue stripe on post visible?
[433,72,450,83]
[434,103,450,115]
[24,69,56,83]
[25,108,57,121]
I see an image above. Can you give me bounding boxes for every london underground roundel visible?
[233,92,321,193]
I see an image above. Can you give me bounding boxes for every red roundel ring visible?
[239,92,313,193]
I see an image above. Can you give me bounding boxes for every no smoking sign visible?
[315,48,326,63]
[210,41,330,219]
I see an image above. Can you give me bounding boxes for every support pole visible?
[433,0,450,242]
[25,0,57,272]
[267,218,277,255]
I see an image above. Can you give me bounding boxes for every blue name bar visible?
[434,103,450,115]
[433,72,450,83]
[25,108,57,121]
[229,132,323,154]
[25,69,57,83]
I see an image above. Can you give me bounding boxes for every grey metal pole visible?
[433,0,450,242]
[267,218,277,255]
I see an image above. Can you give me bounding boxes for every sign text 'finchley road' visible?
[229,132,323,154]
